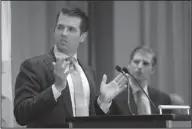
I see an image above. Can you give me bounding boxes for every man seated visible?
[98,45,173,115]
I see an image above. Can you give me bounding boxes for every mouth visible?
[134,72,143,77]
[60,39,67,45]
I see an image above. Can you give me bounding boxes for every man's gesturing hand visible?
[99,73,128,103]
[52,58,74,92]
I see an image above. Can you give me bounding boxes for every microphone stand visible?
[116,65,134,115]
[122,67,159,113]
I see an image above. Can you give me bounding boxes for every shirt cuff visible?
[97,96,112,114]
[52,84,61,101]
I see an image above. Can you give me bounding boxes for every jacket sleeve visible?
[14,59,57,126]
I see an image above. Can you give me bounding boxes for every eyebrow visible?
[57,24,78,29]
[57,24,64,26]
[133,59,150,63]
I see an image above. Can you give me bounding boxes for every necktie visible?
[136,90,150,115]
[70,58,88,116]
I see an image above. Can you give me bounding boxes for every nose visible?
[138,62,143,69]
[61,28,68,37]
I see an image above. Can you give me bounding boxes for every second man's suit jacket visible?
[109,86,172,115]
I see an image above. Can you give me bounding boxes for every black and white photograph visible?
[1,1,191,128]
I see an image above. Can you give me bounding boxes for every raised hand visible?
[99,73,128,103]
[52,57,74,92]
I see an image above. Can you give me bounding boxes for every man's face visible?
[128,51,154,81]
[54,13,87,56]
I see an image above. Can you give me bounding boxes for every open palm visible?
[100,74,128,103]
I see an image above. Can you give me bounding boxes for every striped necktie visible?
[135,90,150,115]
[70,58,88,116]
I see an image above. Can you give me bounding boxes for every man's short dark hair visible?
[130,45,157,67]
[55,8,89,34]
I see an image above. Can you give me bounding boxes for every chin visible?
[134,76,146,81]
[57,47,68,54]
[56,43,66,49]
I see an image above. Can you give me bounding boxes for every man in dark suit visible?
[14,8,128,127]
[99,45,172,115]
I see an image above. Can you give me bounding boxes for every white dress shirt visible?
[51,45,90,117]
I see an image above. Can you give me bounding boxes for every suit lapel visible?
[148,87,159,114]
[78,60,96,116]
[42,48,56,75]
[115,87,137,115]
[129,88,138,115]
[43,50,97,117]
[42,48,73,117]
[61,84,73,117]
[119,88,130,115]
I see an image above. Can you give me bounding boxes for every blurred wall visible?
[88,1,114,93]
[2,1,14,127]
[89,1,141,93]
[138,1,191,105]
[113,1,140,70]
[0,1,2,125]
[11,1,48,94]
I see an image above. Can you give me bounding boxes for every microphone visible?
[115,65,134,115]
[122,67,159,113]
[115,65,122,73]
[122,67,129,74]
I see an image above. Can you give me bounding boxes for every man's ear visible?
[127,64,131,69]
[150,66,155,74]
[127,63,132,71]
[80,32,87,43]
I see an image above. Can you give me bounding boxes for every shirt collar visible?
[53,45,77,61]
[129,78,148,94]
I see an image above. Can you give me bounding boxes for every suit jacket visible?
[109,86,172,115]
[14,49,103,128]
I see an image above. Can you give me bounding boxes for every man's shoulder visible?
[78,59,94,71]
[148,87,170,99]
[21,53,52,66]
